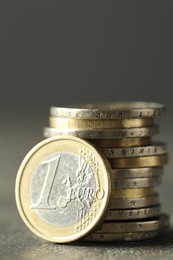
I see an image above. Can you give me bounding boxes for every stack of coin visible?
[43,102,169,241]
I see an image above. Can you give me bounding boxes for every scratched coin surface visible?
[15,136,112,243]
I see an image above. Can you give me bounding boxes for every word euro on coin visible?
[15,136,112,243]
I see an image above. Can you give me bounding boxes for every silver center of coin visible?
[30,152,96,226]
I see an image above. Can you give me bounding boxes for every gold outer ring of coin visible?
[112,188,155,199]
[90,137,151,148]
[108,154,168,168]
[50,102,165,119]
[15,136,113,243]
[49,117,154,129]
[95,213,169,233]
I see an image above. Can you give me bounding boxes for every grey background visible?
[0,1,173,259]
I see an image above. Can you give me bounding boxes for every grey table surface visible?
[1,197,173,260]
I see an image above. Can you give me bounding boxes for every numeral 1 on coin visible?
[31,156,61,209]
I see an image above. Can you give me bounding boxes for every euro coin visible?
[113,177,161,189]
[96,214,169,233]
[49,117,154,129]
[108,154,168,168]
[113,188,155,199]
[15,136,112,243]
[112,167,163,178]
[44,126,159,139]
[105,205,160,220]
[110,193,159,209]
[101,143,167,158]
[90,137,151,148]
[50,102,165,119]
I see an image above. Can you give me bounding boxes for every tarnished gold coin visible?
[15,136,112,243]
[90,137,151,148]
[108,154,168,168]
[113,188,155,199]
[49,117,154,129]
